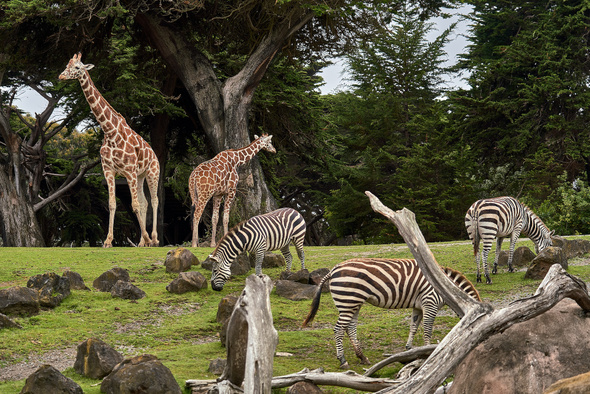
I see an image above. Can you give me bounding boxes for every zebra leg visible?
[254,248,265,276]
[475,249,482,283]
[346,309,370,365]
[406,308,423,349]
[333,319,349,369]
[481,240,493,284]
[507,227,522,273]
[294,236,305,270]
[421,304,438,346]
[492,237,503,275]
[280,245,293,271]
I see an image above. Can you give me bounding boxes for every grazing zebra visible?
[208,207,306,291]
[302,258,480,369]
[465,196,554,284]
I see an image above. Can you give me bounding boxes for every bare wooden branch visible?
[363,345,437,377]
[271,368,401,392]
[364,191,590,394]
[216,274,278,393]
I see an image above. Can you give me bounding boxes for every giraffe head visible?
[59,53,94,80]
[254,134,276,153]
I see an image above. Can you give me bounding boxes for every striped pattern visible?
[302,258,480,368]
[465,196,553,284]
[209,208,306,291]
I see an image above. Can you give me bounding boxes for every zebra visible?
[465,196,554,284]
[302,258,481,369]
[208,207,306,291]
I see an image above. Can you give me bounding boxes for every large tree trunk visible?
[0,169,44,247]
[135,11,314,220]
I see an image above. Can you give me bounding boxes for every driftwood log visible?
[214,274,278,393]
[364,191,590,394]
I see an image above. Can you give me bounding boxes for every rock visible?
[101,354,181,394]
[202,253,250,275]
[544,370,590,394]
[27,272,71,308]
[274,280,318,301]
[310,268,331,293]
[62,270,89,291]
[110,280,146,300]
[287,381,324,393]
[497,246,536,268]
[166,271,208,294]
[280,269,310,284]
[208,358,226,375]
[217,295,238,347]
[249,252,285,269]
[165,247,199,273]
[551,235,566,249]
[449,299,590,394]
[20,364,83,394]
[74,338,124,379]
[93,267,131,292]
[0,286,40,317]
[0,312,22,329]
[216,295,238,324]
[525,247,568,280]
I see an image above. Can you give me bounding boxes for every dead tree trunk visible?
[364,191,590,394]
[214,274,278,393]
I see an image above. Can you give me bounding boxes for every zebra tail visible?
[302,274,329,328]
[472,213,480,256]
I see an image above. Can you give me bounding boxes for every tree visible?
[450,0,590,198]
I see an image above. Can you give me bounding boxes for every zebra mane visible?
[521,203,551,232]
[442,266,482,302]
[211,219,249,256]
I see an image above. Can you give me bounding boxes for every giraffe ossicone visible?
[188,134,276,247]
[59,53,160,248]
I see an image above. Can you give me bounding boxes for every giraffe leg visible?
[146,167,159,247]
[137,176,149,247]
[191,198,208,248]
[210,195,223,248]
[221,188,237,244]
[126,175,151,247]
[104,170,117,248]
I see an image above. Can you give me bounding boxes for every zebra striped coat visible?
[302,258,480,369]
[465,196,554,284]
[208,208,306,291]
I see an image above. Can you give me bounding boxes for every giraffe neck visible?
[77,71,124,140]
[230,139,264,167]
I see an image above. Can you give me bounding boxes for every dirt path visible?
[0,347,77,382]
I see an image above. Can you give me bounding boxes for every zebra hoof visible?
[508,267,515,273]
[339,361,350,369]
[476,276,482,283]
[486,278,492,284]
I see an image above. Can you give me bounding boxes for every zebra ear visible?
[208,254,218,263]
[550,230,555,236]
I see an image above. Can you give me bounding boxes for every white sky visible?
[11,5,472,119]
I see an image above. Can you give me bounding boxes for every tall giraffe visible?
[189,134,276,247]
[59,53,160,248]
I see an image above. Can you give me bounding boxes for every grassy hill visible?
[1,237,589,393]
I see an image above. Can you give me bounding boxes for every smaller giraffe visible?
[59,53,160,247]
[189,134,276,247]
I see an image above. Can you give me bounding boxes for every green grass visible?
[1,237,589,393]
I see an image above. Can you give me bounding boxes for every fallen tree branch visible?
[364,191,590,394]
[363,345,437,377]
[271,368,401,392]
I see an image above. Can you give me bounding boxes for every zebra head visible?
[536,229,555,254]
[209,254,231,291]
[254,134,276,154]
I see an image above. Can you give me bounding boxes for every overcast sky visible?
[12,5,472,120]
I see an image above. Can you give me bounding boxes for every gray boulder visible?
[450,299,590,394]
[20,364,83,394]
[110,280,146,300]
[0,312,22,329]
[202,253,251,276]
[497,246,536,268]
[525,247,568,280]
[0,286,40,317]
[274,280,318,301]
[280,269,310,284]
[27,272,71,308]
[208,358,226,375]
[249,251,286,269]
[101,354,181,394]
[288,381,324,393]
[62,270,89,291]
[93,267,131,292]
[166,271,208,294]
[165,247,199,273]
[74,338,124,379]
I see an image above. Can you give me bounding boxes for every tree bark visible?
[135,11,314,220]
